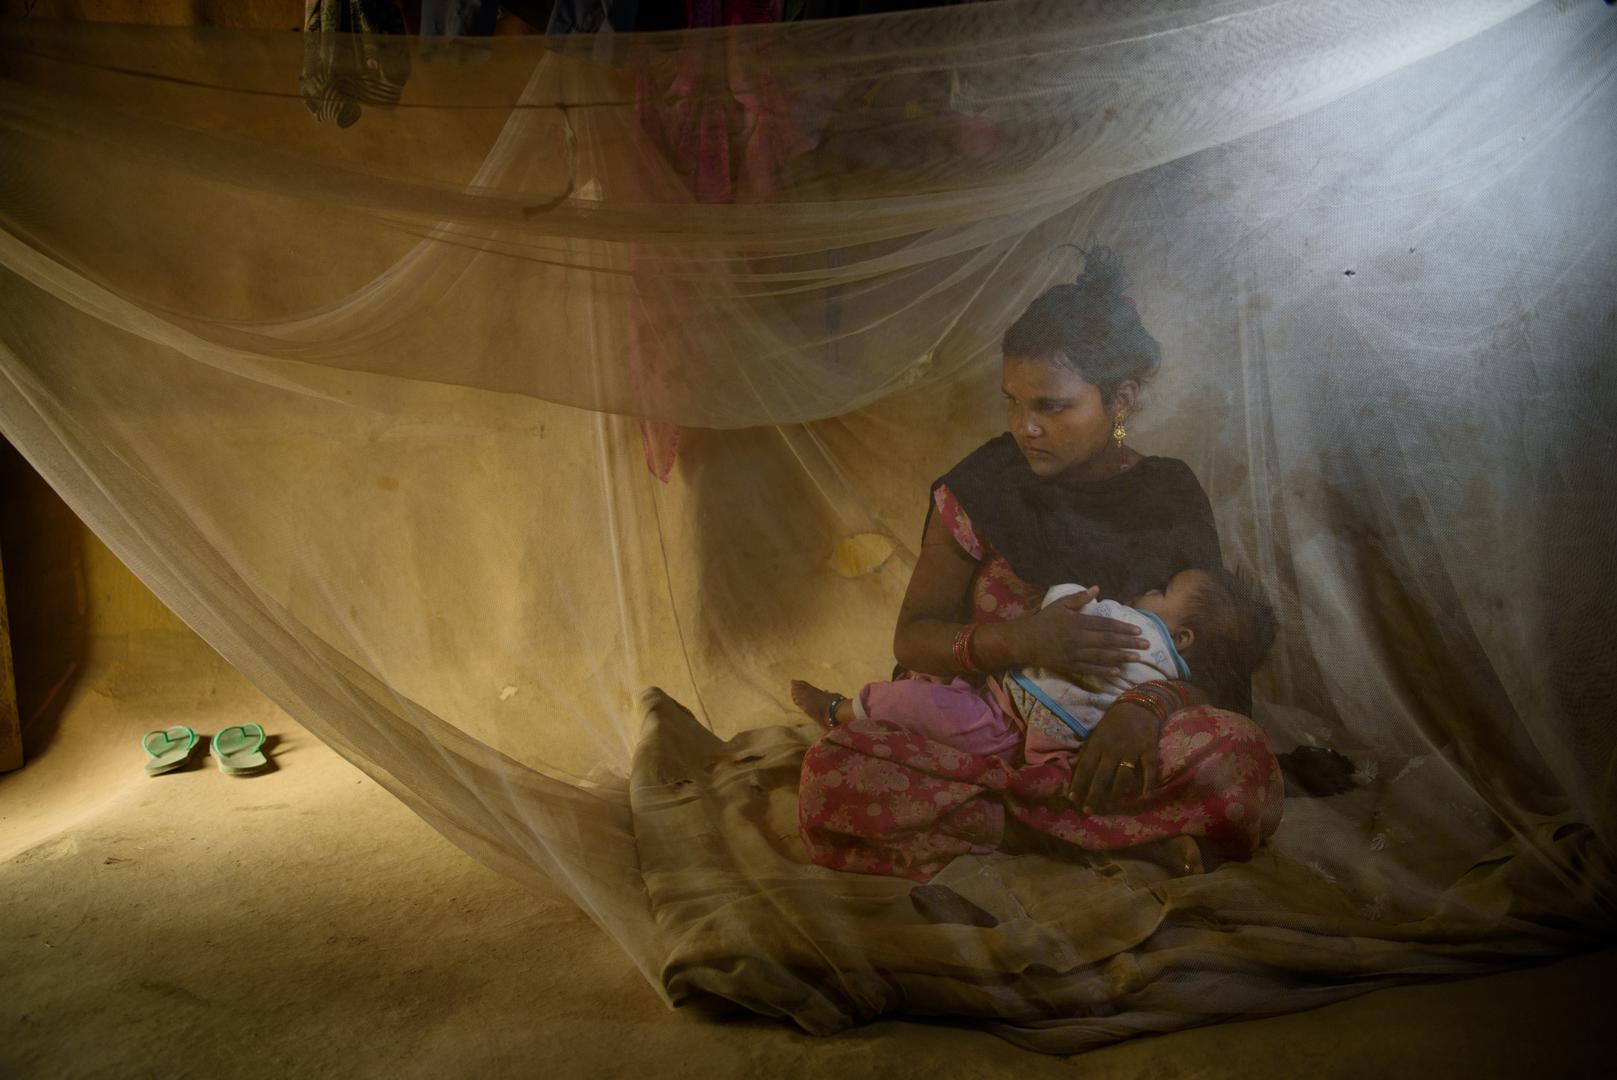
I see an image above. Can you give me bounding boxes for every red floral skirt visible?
[799,706,1284,882]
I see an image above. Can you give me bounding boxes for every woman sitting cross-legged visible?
[793,249,1285,881]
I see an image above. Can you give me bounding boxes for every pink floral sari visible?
[799,706,1283,882]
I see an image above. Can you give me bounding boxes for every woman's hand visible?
[1021,587,1149,677]
[1067,700,1161,813]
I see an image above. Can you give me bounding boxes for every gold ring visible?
[1116,760,1138,771]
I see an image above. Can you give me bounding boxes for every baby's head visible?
[1131,568,1277,708]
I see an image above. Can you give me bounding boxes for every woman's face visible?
[1002,354,1120,478]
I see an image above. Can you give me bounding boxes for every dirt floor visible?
[0,628,1612,1079]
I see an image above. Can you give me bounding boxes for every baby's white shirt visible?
[1004,584,1191,748]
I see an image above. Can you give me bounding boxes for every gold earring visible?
[1112,413,1128,448]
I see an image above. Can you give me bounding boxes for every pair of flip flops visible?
[142,724,269,776]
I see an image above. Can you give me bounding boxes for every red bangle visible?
[1118,681,1191,722]
[952,623,982,674]
[1140,680,1191,711]
[1115,688,1168,721]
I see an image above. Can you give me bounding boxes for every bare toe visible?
[1126,835,1205,876]
[1166,835,1204,875]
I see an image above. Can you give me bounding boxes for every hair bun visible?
[1075,245,1127,297]
[1007,244,1160,397]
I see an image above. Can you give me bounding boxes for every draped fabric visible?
[1,0,1613,1051]
[798,705,1285,881]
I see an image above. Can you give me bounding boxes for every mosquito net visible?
[1,0,1613,1052]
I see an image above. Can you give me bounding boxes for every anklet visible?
[826,695,847,727]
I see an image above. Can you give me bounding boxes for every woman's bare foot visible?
[791,680,849,729]
[1128,834,1205,876]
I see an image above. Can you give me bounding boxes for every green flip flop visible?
[211,723,269,775]
[142,726,201,776]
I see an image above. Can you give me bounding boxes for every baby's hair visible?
[1180,568,1278,711]
[1001,245,1162,404]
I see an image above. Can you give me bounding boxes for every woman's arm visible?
[893,513,1147,676]
[891,512,988,676]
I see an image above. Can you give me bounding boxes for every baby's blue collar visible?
[1134,609,1192,680]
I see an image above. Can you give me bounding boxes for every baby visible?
[791,568,1276,763]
